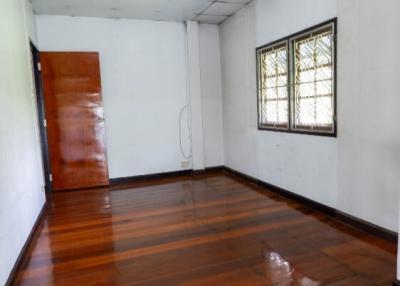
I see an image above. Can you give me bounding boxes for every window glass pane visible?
[265,87,277,99]
[297,98,315,125]
[257,42,289,129]
[316,67,332,81]
[292,24,335,133]
[316,79,332,95]
[266,77,275,88]
[299,70,314,83]
[316,97,333,125]
[277,100,288,123]
[298,82,314,98]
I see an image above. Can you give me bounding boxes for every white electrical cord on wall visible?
[179,105,192,160]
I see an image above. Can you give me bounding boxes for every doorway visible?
[31,49,110,191]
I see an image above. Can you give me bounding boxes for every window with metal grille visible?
[291,24,335,133]
[256,19,336,136]
[257,41,289,129]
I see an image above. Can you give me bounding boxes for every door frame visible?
[30,41,52,193]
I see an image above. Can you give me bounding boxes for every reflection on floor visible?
[15,171,397,285]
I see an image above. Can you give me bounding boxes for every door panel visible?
[41,52,109,191]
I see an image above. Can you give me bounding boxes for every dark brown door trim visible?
[30,41,52,193]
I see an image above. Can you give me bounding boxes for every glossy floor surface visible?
[15,172,397,285]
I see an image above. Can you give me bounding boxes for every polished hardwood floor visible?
[14,171,397,285]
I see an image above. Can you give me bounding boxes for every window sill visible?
[258,125,337,138]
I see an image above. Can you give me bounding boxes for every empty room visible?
[1,0,399,285]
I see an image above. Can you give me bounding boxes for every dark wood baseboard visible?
[204,166,225,172]
[109,166,226,185]
[221,166,398,243]
[336,211,398,243]
[5,202,47,286]
[109,169,193,185]
[393,279,400,286]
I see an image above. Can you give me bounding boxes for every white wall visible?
[36,16,192,178]
[220,0,337,208]
[36,16,226,176]
[220,3,259,179]
[220,0,399,231]
[337,0,400,233]
[199,24,224,168]
[255,0,337,47]
[255,0,338,208]
[0,0,46,284]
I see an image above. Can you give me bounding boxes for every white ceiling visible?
[31,0,253,24]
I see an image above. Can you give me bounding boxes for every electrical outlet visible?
[181,161,189,168]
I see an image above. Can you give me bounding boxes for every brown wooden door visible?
[41,52,109,191]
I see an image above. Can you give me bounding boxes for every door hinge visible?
[43,119,47,127]
[37,62,42,71]
[49,174,53,182]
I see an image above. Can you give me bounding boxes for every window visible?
[292,25,335,132]
[257,19,336,136]
[257,41,289,129]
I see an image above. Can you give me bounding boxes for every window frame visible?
[256,18,337,137]
[256,40,290,130]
